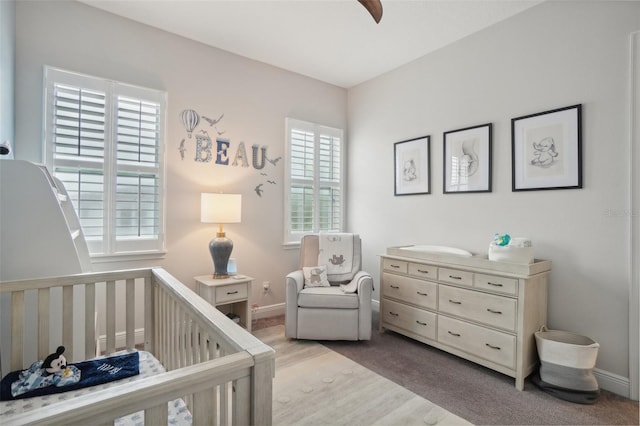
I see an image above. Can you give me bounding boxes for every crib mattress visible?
[0,350,192,425]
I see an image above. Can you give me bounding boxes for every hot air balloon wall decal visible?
[177,107,281,198]
[180,109,200,138]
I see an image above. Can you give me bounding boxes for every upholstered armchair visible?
[285,234,373,341]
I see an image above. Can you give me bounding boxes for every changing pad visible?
[398,245,473,257]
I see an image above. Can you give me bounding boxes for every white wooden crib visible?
[0,267,274,425]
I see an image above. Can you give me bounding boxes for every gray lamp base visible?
[209,235,233,279]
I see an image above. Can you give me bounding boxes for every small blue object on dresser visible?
[1,351,140,400]
[489,233,534,264]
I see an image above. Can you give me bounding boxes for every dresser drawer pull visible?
[485,343,501,350]
[487,308,502,315]
[390,264,401,269]
[448,299,462,305]
[416,320,428,326]
[448,275,462,280]
[389,311,399,317]
[417,269,430,274]
[487,282,503,287]
[226,290,239,295]
[447,331,461,337]
[390,285,400,289]
[417,291,428,296]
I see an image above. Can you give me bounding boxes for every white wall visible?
[0,0,15,153]
[347,0,639,393]
[14,0,347,310]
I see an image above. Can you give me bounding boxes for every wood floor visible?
[254,324,471,425]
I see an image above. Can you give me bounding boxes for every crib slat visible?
[193,388,216,426]
[37,288,50,360]
[85,283,96,357]
[11,291,24,371]
[126,278,135,349]
[234,376,251,426]
[106,280,116,353]
[145,404,167,425]
[169,297,175,370]
[62,285,73,361]
[145,274,154,352]
[220,381,229,426]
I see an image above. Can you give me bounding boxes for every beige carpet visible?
[254,325,472,426]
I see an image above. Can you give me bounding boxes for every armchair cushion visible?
[302,265,330,288]
[298,287,359,309]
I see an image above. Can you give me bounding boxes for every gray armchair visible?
[285,234,373,340]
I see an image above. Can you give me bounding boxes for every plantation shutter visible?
[285,118,344,244]
[115,96,161,241]
[45,67,166,257]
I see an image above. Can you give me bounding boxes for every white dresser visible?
[379,246,551,390]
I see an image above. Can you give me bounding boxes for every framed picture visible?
[443,123,492,193]
[394,135,430,195]
[512,104,582,191]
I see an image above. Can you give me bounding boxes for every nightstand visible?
[195,275,253,331]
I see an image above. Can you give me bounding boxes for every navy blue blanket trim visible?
[1,352,140,401]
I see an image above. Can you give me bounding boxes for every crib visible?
[0,267,274,425]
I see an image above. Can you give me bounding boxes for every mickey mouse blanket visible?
[1,352,139,400]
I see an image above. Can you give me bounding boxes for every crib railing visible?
[0,268,274,425]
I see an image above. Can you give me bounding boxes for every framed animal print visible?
[394,136,430,196]
[512,104,582,191]
[443,123,492,194]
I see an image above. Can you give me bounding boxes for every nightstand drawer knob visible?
[227,290,239,295]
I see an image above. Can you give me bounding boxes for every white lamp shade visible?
[201,193,242,223]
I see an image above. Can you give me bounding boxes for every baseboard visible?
[594,368,631,398]
[252,302,285,320]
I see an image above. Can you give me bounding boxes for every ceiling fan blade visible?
[358,0,383,24]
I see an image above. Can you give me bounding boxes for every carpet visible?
[253,325,472,426]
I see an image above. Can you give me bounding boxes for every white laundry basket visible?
[534,326,600,404]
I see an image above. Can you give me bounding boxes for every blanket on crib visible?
[1,352,139,401]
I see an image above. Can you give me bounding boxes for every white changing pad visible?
[399,245,473,257]
[0,351,192,425]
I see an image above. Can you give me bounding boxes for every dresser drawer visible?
[408,263,437,280]
[382,273,437,310]
[215,283,248,303]
[438,315,516,369]
[438,285,517,331]
[475,274,518,296]
[438,267,473,287]
[382,258,408,274]
[382,299,436,340]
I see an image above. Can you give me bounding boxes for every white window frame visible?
[283,117,345,245]
[43,66,167,260]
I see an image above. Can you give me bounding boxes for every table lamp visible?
[201,193,242,278]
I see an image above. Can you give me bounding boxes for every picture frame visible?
[394,135,430,195]
[512,104,582,191]
[443,123,492,193]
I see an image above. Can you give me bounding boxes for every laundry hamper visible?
[533,326,600,404]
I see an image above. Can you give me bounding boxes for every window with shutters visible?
[284,118,344,245]
[44,67,166,259]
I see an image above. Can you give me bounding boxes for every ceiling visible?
[79,0,543,88]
